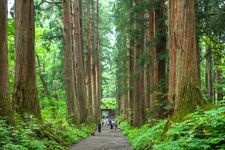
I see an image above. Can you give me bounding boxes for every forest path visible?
[71,125,132,150]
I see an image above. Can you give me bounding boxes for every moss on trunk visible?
[173,82,206,121]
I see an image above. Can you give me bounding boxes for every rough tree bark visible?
[168,0,205,120]
[90,0,97,120]
[126,31,131,120]
[62,0,77,123]
[0,0,13,121]
[127,2,134,124]
[73,0,87,123]
[13,0,41,118]
[147,9,154,110]
[133,0,145,127]
[128,44,134,124]
[149,8,156,116]
[95,0,101,119]
[167,1,176,108]
[83,0,93,120]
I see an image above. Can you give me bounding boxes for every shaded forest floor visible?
[71,125,132,150]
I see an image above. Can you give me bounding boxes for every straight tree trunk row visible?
[63,0,101,123]
[118,0,167,126]
[0,0,13,122]
[117,0,207,126]
[0,0,41,120]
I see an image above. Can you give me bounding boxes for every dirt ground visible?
[70,125,132,150]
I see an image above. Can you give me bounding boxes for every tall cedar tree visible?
[62,0,77,122]
[128,3,134,124]
[146,1,166,119]
[168,0,205,120]
[95,0,101,119]
[146,8,154,112]
[90,0,98,120]
[0,0,13,121]
[86,0,93,120]
[13,0,41,118]
[133,0,145,127]
[72,0,87,123]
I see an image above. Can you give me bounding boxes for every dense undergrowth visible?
[120,105,225,150]
[0,117,95,150]
[0,99,95,150]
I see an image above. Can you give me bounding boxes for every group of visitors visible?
[108,118,118,131]
[97,116,118,133]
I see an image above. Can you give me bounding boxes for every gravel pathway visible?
[71,125,132,150]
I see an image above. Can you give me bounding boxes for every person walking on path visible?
[98,121,102,133]
[109,119,114,130]
[114,121,118,131]
[71,123,132,150]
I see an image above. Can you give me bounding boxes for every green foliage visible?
[41,97,67,119]
[120,106,225,150]
[40,97,96,147]
[155,106,225,150]
[34,0,64,100]
[120,120,166,150]
[0,98,95,150]
[99,0,118,98]
[0,112,95,150]
[0,118,47,150]
[40,118,95,147]
[8,19,15,93]
[101,98,117,109]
